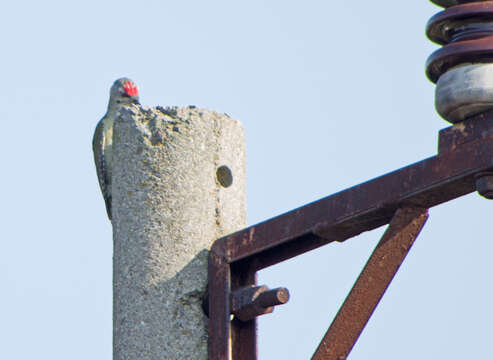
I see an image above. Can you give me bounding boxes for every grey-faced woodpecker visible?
[92,77,140,220]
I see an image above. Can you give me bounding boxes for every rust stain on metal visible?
[208,251,231,360]
[230,264,257,360]
[438,111,493,153]
[311,207,428,360]
[208,111,493,360]
[242,227,255,246]
[221,123,493,266]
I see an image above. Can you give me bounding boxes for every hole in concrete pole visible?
[217,165,233,188]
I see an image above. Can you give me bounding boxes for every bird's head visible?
[109,77,140,106]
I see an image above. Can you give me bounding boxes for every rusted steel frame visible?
[208,246,231,360]
[230,261,257,360]
[437,111,493,153]
[311,206,429,360]
[208,246,258,360]
[209,115,493,359]
[216,128,493,270]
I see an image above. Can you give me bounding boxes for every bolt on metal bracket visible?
[208,109,493,360]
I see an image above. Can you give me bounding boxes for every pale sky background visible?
[2,1,493,359]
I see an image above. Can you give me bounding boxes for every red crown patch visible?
[123,81,139,97]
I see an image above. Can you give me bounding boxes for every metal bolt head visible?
[475,172,493,199]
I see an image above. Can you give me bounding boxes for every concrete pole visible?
[111,105,246,360]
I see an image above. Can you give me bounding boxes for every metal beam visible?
[208,249,231,360]
[216,121,493,269]
[311,207,429,360]
[208,113,493,360]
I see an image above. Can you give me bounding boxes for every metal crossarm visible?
[208,112,493,360]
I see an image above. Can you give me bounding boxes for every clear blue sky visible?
[2,1,492,359]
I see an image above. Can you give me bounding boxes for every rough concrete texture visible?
[111,105,246,360]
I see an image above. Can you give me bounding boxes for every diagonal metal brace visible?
[209,112,493,360]
[312,206,429,360]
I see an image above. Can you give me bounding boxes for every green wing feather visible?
[92,118,112,220]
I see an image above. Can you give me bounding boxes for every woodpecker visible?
[92,77,140,220]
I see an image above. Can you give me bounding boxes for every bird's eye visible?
[120,87,130,97]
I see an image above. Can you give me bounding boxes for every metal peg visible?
[230,285,290,322]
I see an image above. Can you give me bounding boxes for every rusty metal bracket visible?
[311,207,428,360]
[208,111,493,360]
